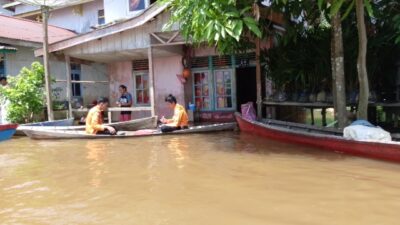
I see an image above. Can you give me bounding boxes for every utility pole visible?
[42,5,54,121]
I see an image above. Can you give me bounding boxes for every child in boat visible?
[159,94,189,133]
[85,97,116,135]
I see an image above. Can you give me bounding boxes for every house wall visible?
[104,0,149,24]
[48,0,104,34]
[4,45,108,108]
[81,63,109,104]
[65,10,178,57]
[107,61,151,121]
[4,46,36,77]
[194,47,217,57]
[106,55,183,121]
[153,55,184,118]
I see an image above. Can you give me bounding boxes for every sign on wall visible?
[129,0,146,12]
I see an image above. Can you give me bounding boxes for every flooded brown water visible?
[1,132,400,225]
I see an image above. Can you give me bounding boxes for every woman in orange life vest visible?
[159,94,189,133]
[85,97,116,135]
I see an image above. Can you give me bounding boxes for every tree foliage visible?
[161,0,262,53]
[0,62,45,123]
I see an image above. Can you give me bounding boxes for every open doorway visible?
[236,67,257,112]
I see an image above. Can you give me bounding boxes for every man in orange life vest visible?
[85,97,116,135]
[160,94,189,133]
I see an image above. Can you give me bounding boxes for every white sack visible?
[343,125,391,142]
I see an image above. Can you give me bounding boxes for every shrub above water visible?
[0,62,45,123]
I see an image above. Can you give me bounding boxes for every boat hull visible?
[0,124,18,142]
[15,118,75,136]
[235,113,400,163]
[17,116,158,136]
[24,122,237,140]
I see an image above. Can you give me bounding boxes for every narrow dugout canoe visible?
[0,124,18,142]
[235,112,400,163]
[23,122,237,140]
[17,116,158,135]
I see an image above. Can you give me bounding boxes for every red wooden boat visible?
[235,112,400,163]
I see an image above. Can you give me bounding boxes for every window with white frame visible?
[134,72,150,105]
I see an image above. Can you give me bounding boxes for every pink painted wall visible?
[107,61,150,121]
[107,55,185,121]
[108,61,133,106]
[153,55,185,118]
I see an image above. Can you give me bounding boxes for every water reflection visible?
[166,137,189,169]
[85,141,108,188]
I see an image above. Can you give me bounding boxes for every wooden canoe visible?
[235,112,400,163]
[15,118,75,136]
[23,122,237,140]
[17,116,158,135]
[0,124,18,142]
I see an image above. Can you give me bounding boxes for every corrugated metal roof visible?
[0,14,76,44]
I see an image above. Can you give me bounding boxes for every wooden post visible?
[255,38,262,120]
[148,46,156,117]
[42,6,54,121]
[310,108,315,125]
[108,111,112,124]
[321,108,327,126]
[65,55,72,118]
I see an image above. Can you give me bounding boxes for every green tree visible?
[0,62,46,123]
[162,0,398,123]
[162,0,262,53]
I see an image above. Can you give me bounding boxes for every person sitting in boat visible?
[159,94,189,133]
[86,97,116,135]
[116,85,133,122]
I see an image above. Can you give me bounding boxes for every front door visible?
[236,67,257,112]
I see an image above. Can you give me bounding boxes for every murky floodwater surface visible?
[1,132,400,225]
